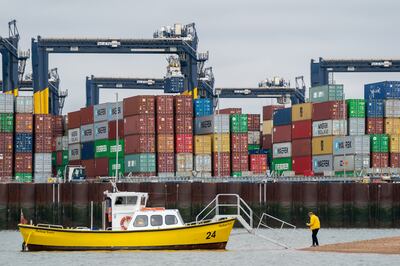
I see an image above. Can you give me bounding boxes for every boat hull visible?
[19,219,235,251]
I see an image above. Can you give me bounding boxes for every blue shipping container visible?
[366,100,384,117]
[15,133,33,152]
[81,141,95,160]
[194,98,213,117]
[364,81,400,100]
[273,108,292,126]
[164,76,184,93]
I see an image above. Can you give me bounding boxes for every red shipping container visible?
[156,95,174,114]
[15,114,33,133]
[390,153,400,168]
[108,120,124,139]
[263,105,284,120]
[312,101,346,121]
[35,114,53,133]
[56,151,63,166]
[14,153,32,173]
[212,152,231,177]
[292,139,312,157]
[175,134,193,153]
[174,95,193,115]
[262,134,273,150]
[157,114,174,134]
[273,125,291,143]
[367,118,384,134]
[80,106,94,125]
[250,154,267,174]
[292,120,312,139]
[68,160,81,166]
[123,95,155,116]
[247,114,261,131]
[371,152,389,168]
[218,108,242,115]
[231,152,249,172]
[231,133,248,152]
[67,110,81,129]
[124,114,155,135]
[175,115,193,134]
[124,134,156,154]
[157,152,175,173]
[35,133,53,153]
[95,157,109,177]
[292,156,312,175]
[0,153,13,177]
[0,133,13,153]
[82,159,95,178]
[52,115,64,136]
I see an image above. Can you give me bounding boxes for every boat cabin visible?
[127,209,184,230]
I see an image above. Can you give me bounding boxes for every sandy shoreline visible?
[300,236,400,254]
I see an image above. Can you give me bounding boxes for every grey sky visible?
[1,0,400,114]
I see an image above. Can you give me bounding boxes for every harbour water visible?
[1,229,399,266]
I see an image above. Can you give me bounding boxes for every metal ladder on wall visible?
[196,194,296,249]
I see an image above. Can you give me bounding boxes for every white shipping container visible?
[94,121,109,140]
[80,124,94,143]
[34,153,52,173]
[273,142,292,158]
[333,154,370,171]
[348,118,365,135]
[107,102,123,121]
[384,100,400,117]
[312,120,347,137]
[0,94,14,113]
[333,135,370,155]
[176,153,193,172]
[194,154,212,172]
[312,155,333,173]
[68,128,80,144]
[68,144,81,161]
[34,172,52,183]
[248,131,261,145]
[94,103,109,122]
[15,96,33,113]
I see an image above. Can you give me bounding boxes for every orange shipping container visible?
[312,136,333,155]
[157,134,174,153]
[390,135,400,153]
[262,120,273,135]
[292,103,312,121]
[194,135,212,154]
[384,118,400,135]
[212,133,230,153]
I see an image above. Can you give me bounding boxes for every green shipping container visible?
[248,144,260,151]
[108,139,124,159]
[56,166,65,178]
[335,171,357,177]
[52,152,57,166]
[370,134,389,152]
[271,157,292,175]
[346,99,365,118]
[61,151,69,165]
[95,139,109,158]
[230,114,248,133]
[15,173,33,182]
[109,158,125,177]
[309,84,344,103]
[0,113,13,132]
[232,171,242,177]
[124,153,156,173]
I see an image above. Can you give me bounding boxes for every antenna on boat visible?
[110,92,120,193]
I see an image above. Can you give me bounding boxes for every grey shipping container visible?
[94,103,109,122]
[68,128,80,144]
[194,154,212,172]
[333,154,370,171]
[34,153,52,173]
[384,100,400,117]
[273,142,292,158]
[176,153,193,172]
[309,84,344,103]
[348,118,365,135]
[34,172,52,183]
[68,144,81,161]
[312,155,333,173]
[194,114,230,135]
[15,96,33,113]
[80,124,94,143]
[108,102,123,121]
[55,136,69,151]
[94,121,109,140]
[124,153,156,173]
[0,94,14,113]
[248,131,261,145]
[312,120,347,137]
[333,135,370,155]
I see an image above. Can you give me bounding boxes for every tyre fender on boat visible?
[120,216,132,230]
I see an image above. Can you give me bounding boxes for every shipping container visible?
[370,134,389,152]
[273,142,292,158]
[34,153,52,173]
[312,120,347,137]
[94,139,109,158]
[384,100,400,117]
[156,95,174,114]
[309,84,344,103]
[292,120,312,139]
[231,152,249,172]
[263,105,283,120]
[156,114,174,134]
[367,117,384,134]
[15,133,33,153]
[52,115,64,137]
[80,106,94,125]
[68,128,80,144]
[175,115,193,134]
[109,158,124,177]
[273,108,291,126]
[194,135,212,154]
[390,153,400,168]
[157,134,174,153]
[174,95,193,115]
[333,135,370,155]
[81,142,95,160]
[194,154,212,172]
[218,108,242,115]
[292,139,312,157]
[212,152,231,176]
[0,133,13,153]
[124,114,155,135]
[56,150,69,166]
[366,100,384,117]
[175,134,193,153]
[0,94,14,113]
[194,98,213,117]
[80,124,94,143]
[248,144,260,151]
[108,139,124,158]
[194,114,230,135]
[271,157,292,175]
[231,133,248,153]
[15,173,33,182]
[292,156,312,175]
[94,121,109,140]
[15,96,33,113]
[176,153,193,173]
[124,134,155,154]
[0,113,13,132]
[364,81,400,100]
[312,101,346,121]
[389,135,400,153]
[248,131,261,145]
[107,101,123,121]
[55,136,69,151]
[67,111,81,129]
[157,152,175,174]
[272,125,291,143]
[35,115,53,133]
[0,153,13,178]
[247,114,261,131]
[108,120,124,140]
[312,136,333,155]
[262,134,273,150]
[384,118,400,135]
[212,133,230,152]
[95,157,109,177]
[348,118,365,135]
[81,159,95,178]
[34,133,52,153]
[249,154,267,174]
[262,120,273,135]
[68,144,81,161]
[14,153,32,173]
[312,155,333,174]
[93,103,109,122]
[333,154,370,171]
[123,96,155,116]
[371,152,389,168]
[15,114,33,133]
[292,103,312,121]
[346,99,365,118]
[230,114,248,133]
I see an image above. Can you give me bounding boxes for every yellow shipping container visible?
[194,135,212,154]
[262,120,273,135]
[292,103,312,122]
[312,136,333,155]
[384,118,400,135]
[212,133,230,153]
[390,135,400,153]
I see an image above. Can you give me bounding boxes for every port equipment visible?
[32,23,207,114]
[311,57,400,87]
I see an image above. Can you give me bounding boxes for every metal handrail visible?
[36,223,64,229]
[257,213,296,231]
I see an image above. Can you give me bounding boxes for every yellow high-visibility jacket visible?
[307,214,320,230]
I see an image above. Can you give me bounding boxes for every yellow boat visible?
[18,190,236,251]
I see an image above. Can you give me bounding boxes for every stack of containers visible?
[108,102,124,178]
[156,96,175,177]
[51,115,66,177]
[174,95,193,177]
[80,106,95,177]
[193,98,213,177]
[272,108,292,175]
[0,94,14,181]
[34,114,53,182]
[54,135,69,178]
[14,96,33,182]
[67,110,81,167]
[311,100,347,175]
[247,114,261,151]
[262,105,283,168]
[346,99,366,135]
[94,104,111,177]
[291,103,313,175]
[230,114,248,177]
[124,96,156,176]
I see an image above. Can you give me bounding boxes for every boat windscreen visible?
[115,196,138,205]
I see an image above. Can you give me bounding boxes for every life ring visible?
[120,216,132,230]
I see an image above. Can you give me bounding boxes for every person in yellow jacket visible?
[306,211,320,247]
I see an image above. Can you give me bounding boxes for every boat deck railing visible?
[37,223,64,229]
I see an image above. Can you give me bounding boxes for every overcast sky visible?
[1,0,400,114]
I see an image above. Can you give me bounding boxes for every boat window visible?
[150,215,163,226]
[115,196,138,205]
[165,215,178,225]
[133,215,148,227]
